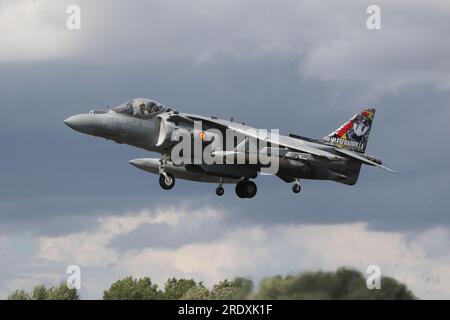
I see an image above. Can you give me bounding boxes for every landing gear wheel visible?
[292,183,301,193]
[159,173,175,190]
[244,181,257,198]
[235,183,246,198]
[216,186,224,196]
[235,180,257,198]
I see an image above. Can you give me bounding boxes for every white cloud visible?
[37,206,222,267]
[0,0,81,62]
[28,206,450,299]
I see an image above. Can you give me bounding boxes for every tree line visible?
[7,267,415,300]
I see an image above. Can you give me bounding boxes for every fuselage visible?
[64,105,361,185]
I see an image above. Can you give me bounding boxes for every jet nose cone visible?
[64,115,79,129]
[129,158,160,174]
[128,158,146,169]
[64,113,100,134]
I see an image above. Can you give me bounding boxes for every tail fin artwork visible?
[323,108,375,153]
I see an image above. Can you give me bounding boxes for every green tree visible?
[32,284,48,300]
[46,282,80,300]
[9,268,415,300]
[255,268,415,300]
[210,278,253,300]
[103,276,162,300]
[181,282,211,300]
[229,277,253,299]
[346,276,415,300]
[8,282,79,300]
[8,289,31,300]
[163,278,198,299]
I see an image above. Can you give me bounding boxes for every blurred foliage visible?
[8,282,79,300]
[7,267,416,300]
[255,268,415,300]
[8,290,31,300]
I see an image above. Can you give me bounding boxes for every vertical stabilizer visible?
[323,108,375,153]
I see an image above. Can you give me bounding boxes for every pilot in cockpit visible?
[139,102,147,116]
[123,99,162,117]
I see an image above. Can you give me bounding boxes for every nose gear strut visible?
[158,154,175,190]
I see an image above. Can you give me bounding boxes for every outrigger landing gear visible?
[158,154,175,190]
[235,180,257,198]
[292,178,301,193]
[215,178,224,196]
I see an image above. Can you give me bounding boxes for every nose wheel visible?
[292,179,301,193]
[159,172,175,190]
[235,180,257,198]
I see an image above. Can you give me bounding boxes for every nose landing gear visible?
[158,154,175,190]
[159,172,175,190]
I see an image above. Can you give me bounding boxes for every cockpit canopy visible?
[112,98,166,118]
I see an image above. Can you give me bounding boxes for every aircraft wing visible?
[239,128,343,160]
[178,115,344,160]
[334,148,397,172]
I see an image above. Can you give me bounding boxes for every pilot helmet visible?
[139,101,146,113]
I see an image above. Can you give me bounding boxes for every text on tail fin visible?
[323,108,375,153]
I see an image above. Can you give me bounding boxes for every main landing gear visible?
[235,180,257,198]
[215,179,298,197]
[215,179,257,198]
[292,178,301,194]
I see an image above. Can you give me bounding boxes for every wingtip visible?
[382,165,398,173]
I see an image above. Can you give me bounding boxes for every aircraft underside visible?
[128,156,362,198]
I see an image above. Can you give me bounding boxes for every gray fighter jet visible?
[64,98,394,198]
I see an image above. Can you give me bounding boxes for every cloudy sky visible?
[1,0,450,299]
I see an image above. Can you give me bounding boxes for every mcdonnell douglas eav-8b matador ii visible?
[64,98,395,198]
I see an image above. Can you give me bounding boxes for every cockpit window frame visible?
[112,98,166,119]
